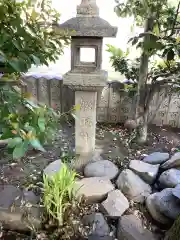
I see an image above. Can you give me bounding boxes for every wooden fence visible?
[22,75,180,128]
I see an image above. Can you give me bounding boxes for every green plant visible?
[43,164,77,226]
[0,0,70,159]
[112,0,180,143]
[0,82,59,159]
[164,215,180,240]
[0,0,69,75]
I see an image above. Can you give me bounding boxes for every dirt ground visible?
[0,123,180,239]
[1,123,180,188]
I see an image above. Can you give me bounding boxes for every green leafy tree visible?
[0,0,69,75]
[109,0,180,143]
[0,0,70,158]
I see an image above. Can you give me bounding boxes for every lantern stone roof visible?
[57,0,117,38]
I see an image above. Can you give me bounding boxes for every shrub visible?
[0,82,59,159]
[0,0,70,159]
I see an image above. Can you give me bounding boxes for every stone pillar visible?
[58,0,117,171]
[75,91,97,156]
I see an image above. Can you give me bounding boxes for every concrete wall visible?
[23,76,180,128]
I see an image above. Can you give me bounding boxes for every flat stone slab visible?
[43,159,63,177]
[129,160,159,184]
[158,169,180,188]
[161,152,180,169]
[116,169,151,203]
[75,177,115,203]
[0,185,42,231]
[143,152,169,165]
[117,214,156,240]
[84,160,119,180]
[101,190,129,218]
[83,213,110,237]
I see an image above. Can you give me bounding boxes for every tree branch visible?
[169,1,180,37]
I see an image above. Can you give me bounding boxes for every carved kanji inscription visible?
[80,117,93,127]
[80,98,94,111]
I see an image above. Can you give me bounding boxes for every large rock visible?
[155,188,180,220]
[117,214,156,240]
[143,152,169,165]
[101,190,129,218]
[129,160,159,184]
[23,190,40,204]
[0,185,42,231]
[84,160,119,180]
[124,119,137,130]
[43,159,63,177]
[146,194,171,225]
[75,177,115,203]
[83,213,110,237]
[172,184,180,199]
[158,169,180,188]
[116,169,151,203]
[146,189,180,223]
[161,152,180,169]
[88,235,113,240]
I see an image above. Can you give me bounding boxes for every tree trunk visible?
[135,17,154,143]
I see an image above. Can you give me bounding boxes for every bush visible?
[0,0,70,159]
[0,82,59,159]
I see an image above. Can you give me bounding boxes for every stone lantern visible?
[59,0,117,170]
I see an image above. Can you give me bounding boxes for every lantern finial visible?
[77,0,99,16]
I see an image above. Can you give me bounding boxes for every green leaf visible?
[132,37,139,46]
[71,113,79,121]
[13,142,27,159]
[8,137,22,148]
[8,59,22,72]
[30,54,41,65]
[38,117,46,132]
[31,9,39,20]
[153,23,160,36]
[167,49,175,61]
[30,139,46,152]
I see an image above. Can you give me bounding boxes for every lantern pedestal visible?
[64,71,107,170]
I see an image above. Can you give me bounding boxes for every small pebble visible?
[10,163,17,167]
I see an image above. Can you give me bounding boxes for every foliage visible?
[106,44,140,82]
[0,0,69,75]
[0,83,59,159]
[107,44,180,85]
[0,0,70,158]
[43,164,77,226]
[114,0,180,66]
[112,0,180,94]
[112,0,180,142]
[42,164,96,239]
[164,215,180,240]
